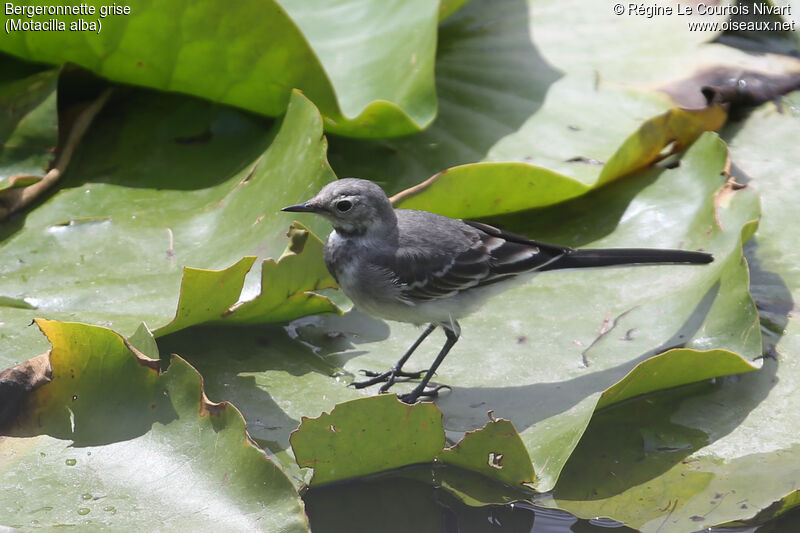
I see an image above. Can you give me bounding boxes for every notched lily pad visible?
[0,89,336,364]
[154,256,257,336]
[290,394,539,494]
[222,222,340,324]
[290,394,445,485]
[157,223,340,336]
[439,417,535,488]
[1,318,308,531]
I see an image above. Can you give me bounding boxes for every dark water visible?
[303,470,800,532]
[303,471,636,533]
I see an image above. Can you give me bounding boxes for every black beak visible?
[281,202,317,213]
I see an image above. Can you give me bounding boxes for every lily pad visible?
[439,418,535,488]
[0,319,308,532]
[0,87,335,369]
[215,223,340,326]
[0,0,439,138]
[389,103,727,219]
[547,92,800,531]
[290,393,535,489]
[278,0,438,136]
[156,223,340,336]
[290,395,444,485]
[327,0,800,195]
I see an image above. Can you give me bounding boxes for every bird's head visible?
[282,178,397,236]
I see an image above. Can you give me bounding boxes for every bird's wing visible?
[389,220,573,302]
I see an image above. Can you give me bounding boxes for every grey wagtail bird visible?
[283,178,713,404]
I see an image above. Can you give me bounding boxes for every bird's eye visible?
[335,200,353,212]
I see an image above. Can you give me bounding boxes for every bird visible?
[282,178,713,404]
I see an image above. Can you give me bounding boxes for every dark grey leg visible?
[397,325,459,404]
[350,324,437,390]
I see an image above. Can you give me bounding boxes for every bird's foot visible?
[349,368,427,391]
[397,384,451,404]
[360,368,427,380]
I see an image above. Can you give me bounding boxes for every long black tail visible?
[540,248,713,271]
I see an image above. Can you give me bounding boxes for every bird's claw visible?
[350,368,426,390]
[397,384,451,404]
[358,368,426,379]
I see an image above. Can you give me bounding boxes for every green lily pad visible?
[389,103,727,219]
[215,223,340,326]
[0,0,438,138]
[278,0,438,137]
[439,418,535,488]
[0,319,308,531]
[290,392,535,489]
[598,348,759,409]
[156,223,340,336]
[290,395,445,485]
[0,87,336,369]
[547,92,800,530]
[154,256,257,337]
[327,0,799,195]
[390,163,591,218]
